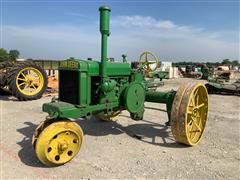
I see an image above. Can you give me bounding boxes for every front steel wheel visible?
[34,121,83,166]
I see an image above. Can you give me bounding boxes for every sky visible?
[1,0,239,62]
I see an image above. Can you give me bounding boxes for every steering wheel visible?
[139,51,158,74]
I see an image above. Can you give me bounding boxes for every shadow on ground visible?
[0,93,18,101]
[17,116,187,167]
[78,116,186,148]
[16,122,50,168]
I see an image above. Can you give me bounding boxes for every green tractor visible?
[32,6,209,166]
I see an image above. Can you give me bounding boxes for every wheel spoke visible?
[17,77,26,81]
[187,119,193,127]
[18,82,26,87]
[190,97,195,107]
[31,83,37,89]
[145,52,148,62]
[197,115,202,130]
[194,88,199,97]
[196,95,199,106]
[22,84,28,91]
[196,103,205,109]
[191,116,201,132]
[29,85,31,94]
[187,110,193,115]
[20,72,26,78]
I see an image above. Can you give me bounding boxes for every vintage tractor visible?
[32,6,209,166]
[0,60,48,100]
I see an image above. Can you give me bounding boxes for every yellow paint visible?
[16,67,44,96]
[35,121,83,166]
[139,51,158,73]
[171,83,208,146]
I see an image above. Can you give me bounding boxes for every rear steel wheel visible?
[171,83,208,146]
[34,121,83,166]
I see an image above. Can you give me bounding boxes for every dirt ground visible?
[0,78,239,180]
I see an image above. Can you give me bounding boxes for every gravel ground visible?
[0,78,239,180]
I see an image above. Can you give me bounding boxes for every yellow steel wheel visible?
[171,83,208,146]
[171,83,189,137]
[95,110,122,122]
[139,51,158,74]
[32,121,46,149]
[35,121,83,166]
[16,67,44,96]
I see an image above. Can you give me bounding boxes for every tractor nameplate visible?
[60,60,79,69]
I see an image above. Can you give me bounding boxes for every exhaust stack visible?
[99,6,111,78]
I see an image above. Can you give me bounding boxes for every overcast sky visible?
[1,0,239,62]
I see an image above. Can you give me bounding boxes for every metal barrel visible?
[99,6,111,78]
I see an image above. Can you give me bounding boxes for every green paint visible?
[99,6,111,78]
[145,90,176,120]
[43,6,177,124]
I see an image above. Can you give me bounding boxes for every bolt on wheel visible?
[171,83,208,146]
[34,121,83,166]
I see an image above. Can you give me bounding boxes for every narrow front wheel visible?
[34,121,83,166]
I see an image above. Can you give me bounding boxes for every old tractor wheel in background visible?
[34,121,83,166]
[139,51,158,75]
[7,61,47,100]
[171,83,208,146]
[95,110,122,122]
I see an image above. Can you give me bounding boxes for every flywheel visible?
[124,82,145,113]
[33,121,83,166]
[171,83,208,146]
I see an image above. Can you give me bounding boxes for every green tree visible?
[9,49,20,61]
[0,48,10,62]
[221,59,231,65]
[232,60,239,66]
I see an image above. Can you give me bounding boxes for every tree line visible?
[172,59,239,67]
[0,48,20,62]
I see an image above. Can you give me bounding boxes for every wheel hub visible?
[58,140,68,152]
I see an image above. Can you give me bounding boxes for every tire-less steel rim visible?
[171,83,208,146]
